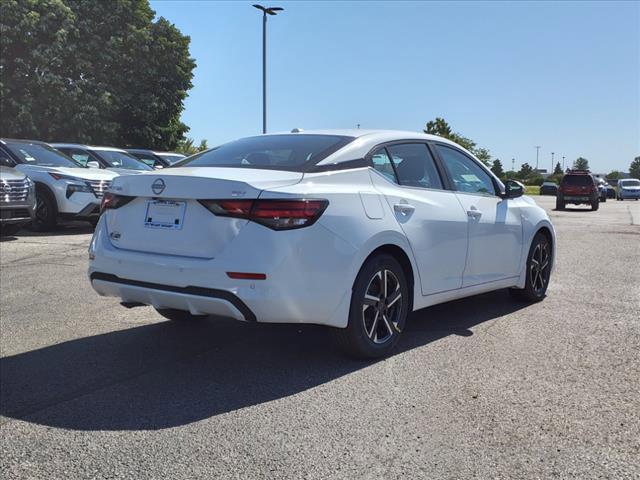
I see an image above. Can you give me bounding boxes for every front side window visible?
[436,145,495,195]
[179,134,354,171]
[4,142,83,168]
[387,143,443,190]
[370,148,397,183]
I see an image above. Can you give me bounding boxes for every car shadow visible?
[19,222,95,237]
[0,289,528,431]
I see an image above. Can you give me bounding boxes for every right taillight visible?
[198,198,328,230]
[100,192,135,214]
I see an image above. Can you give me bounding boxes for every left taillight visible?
[100,192,135,214]
[198,198,328,230]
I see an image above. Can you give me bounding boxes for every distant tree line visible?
[0,0,196,150]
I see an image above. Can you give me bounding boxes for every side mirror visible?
[86,160,100,169]
[502,179,524,199]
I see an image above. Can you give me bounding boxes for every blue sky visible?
[150,0,639,173]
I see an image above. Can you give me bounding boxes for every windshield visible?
[620,179,640,187]
[178,134,354,171]
[96,150,152,170]
[5,142,83,168]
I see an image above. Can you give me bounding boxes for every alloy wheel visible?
[530,240,550,295]
[35,196,48,222]
[362,269,403,344]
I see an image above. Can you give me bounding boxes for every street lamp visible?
[534,146,541,170]
[551,151,555,173]
[562,156,565,171]
[253,4,283,134]
[512,158,515,172]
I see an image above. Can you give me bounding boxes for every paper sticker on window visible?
[461,174,481,182]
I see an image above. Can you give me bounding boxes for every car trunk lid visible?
[104,167,302,258]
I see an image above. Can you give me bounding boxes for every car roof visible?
[152,151,184,156]
[1,138,50,146]
[264,129,468,166]
[51,143,129,153]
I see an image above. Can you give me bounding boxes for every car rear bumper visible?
[88,216,357,327]
[619,191,640,199]
[90,272,255,321]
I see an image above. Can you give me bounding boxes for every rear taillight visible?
[198,198,328,230]
[100,192,135,214]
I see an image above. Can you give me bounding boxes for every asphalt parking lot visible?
[1,196,639,479]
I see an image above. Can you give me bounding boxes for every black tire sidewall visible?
[33,188,57,230]
[523,232,551,300]
[343,254,410,358]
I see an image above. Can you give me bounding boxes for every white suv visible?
[0,138,118,230]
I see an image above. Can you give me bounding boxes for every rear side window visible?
[180,134,354,171]
[387,143,443,190]
[371,148,398,184]
[562,175,593,186]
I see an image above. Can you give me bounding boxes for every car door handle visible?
[467,208,482,219]
[394,203,415,215]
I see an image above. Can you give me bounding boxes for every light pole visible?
[562,156,565,171]
[253,4,283,134]
[535,146,541,170]
[551,152,555,173]
[512,158,515,172]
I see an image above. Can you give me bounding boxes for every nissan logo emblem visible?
[151,178,166,195]
[0,183,12,194]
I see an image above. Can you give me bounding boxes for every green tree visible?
[607,170,623,180]
[474,147,491,166]
[630,157,640,179]
[0,0,195,149]
[490,159,504,177]
[517,162,534,179]
[573,157,589,170]
[424,117,477,152]
[554,162,563,175]
[176,137,208,155]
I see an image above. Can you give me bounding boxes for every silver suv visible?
[0,163,36,236]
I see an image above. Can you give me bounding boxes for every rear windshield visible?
[620,179,640,187]
[177,134,354,171]
[562,175,593,186]
[5,141,83,168]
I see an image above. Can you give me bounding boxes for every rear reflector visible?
[226,272,267,280]
[199,198,328,230]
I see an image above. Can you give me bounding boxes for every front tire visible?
[32,187,57,231]
[510,232,552,303]
[333,254,410,359]
[155,308,208,322]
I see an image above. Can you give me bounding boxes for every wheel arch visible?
[356,243,416,312]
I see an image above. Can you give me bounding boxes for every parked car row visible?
[0,138,185,235]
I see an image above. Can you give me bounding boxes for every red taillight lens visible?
[100,192,134,214]
[198,198,328,230]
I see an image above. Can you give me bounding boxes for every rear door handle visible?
[394,202,415,215]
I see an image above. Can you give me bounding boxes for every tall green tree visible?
[630,157,640,179]
[0,0,195,149]
[554,162,563,175]
[474,147,491,166]
[517,162,534,179]
[424,117,477,152]
[607,170,623,180]
[573,157,589,170]
[490,159,504,177]
[175,137,208,156]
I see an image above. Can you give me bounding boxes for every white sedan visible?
[89,130,555,358]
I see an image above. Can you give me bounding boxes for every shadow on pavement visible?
[0,289,528,431]
[17,222,95,237]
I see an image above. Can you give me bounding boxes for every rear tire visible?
[510,232,552,303]
[333,253,410,359]
[555,197,565,210]
[591,199,599,211]
[32,187,57,231]
[155,308,208,322]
